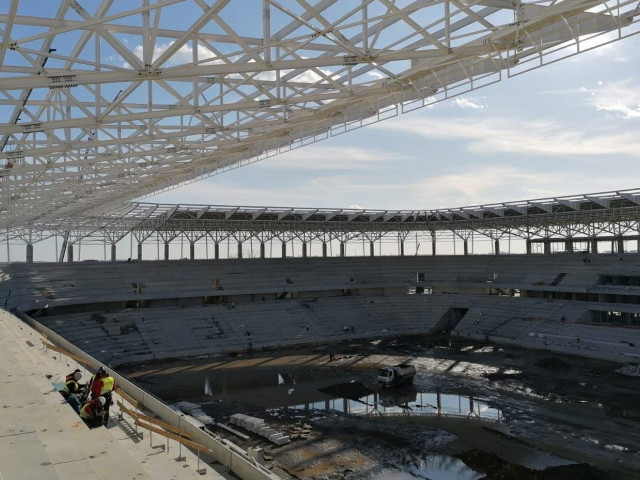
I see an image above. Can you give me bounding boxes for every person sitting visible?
[65,368,83,383]
[80,396,107,428]
[61,371,84,399]
[60,371,85,413]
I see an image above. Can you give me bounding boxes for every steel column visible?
[565,238,573,253]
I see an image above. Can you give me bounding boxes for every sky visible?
[150,32,640,211]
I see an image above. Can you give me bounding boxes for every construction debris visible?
[173,400,214,425]
[230,413,290,445]
[616,364,640,377]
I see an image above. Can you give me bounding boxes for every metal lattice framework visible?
[1,0,639,236]
[8,189,640,260]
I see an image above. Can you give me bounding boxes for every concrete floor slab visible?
[0,432,60,480]
[0,309,234,480]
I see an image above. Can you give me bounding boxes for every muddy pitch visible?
[120,335,640,480]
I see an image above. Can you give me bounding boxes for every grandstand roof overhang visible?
[1,0,639,233]
[9,188,640,242]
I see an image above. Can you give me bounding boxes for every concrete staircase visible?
[0,309,231,480]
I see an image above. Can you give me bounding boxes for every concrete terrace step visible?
[0,309,230,480]
[7,254,640,311]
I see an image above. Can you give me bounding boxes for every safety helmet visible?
[98,396,106,406]
[73,371,83,381]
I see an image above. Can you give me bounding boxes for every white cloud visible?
[374,116,640,157]
[149,180,307,206]
[590,80,640,119]
[410,167,557,207]
[404,165,639,208]
[253,145,411,170]
[367,71,385,80]
[129,41,218,67]
[451,97,486,109]
[567,30,631,63]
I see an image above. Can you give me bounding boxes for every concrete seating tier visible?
[3,254,640,312]
[37,294,461,365]
[453,297,640,362]
[32,292,640,366]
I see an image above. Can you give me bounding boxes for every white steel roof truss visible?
[0,0,637,230]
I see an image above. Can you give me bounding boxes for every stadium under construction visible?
[1,1,640,480]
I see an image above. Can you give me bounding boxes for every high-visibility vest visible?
[62,380,79,395]
[80,401,99,419]
[99,376,115,395]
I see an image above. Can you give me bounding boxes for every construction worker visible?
[65,368,83,383]
[60,371,85,413]
[80,396,106,428]
[60,371,84,398]
[87,365,106,393]
[90,367,116,424]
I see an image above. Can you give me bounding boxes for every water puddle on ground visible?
[271,389,502,421]
[370,454,482,480]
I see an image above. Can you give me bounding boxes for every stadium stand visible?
[4,254,640,311]
[3,254,640,366]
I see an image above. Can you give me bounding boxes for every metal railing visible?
[11,308,281,480]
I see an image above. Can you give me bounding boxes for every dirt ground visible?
[120,334,640,480]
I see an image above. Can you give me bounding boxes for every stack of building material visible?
[229,414,290,445]
[173,401,214,426]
